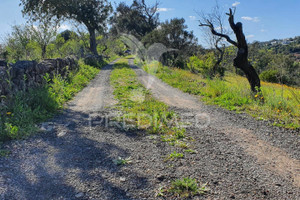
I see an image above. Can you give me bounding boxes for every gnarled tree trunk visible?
[228,10,261,92]
[88,28,98,56]
[200,8,261,93]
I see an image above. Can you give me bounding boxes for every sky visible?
[0,0,299,47]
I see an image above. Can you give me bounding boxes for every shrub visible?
[187,55,205,74]
[84,55,105,68]
[260,70,280,83]
[187,53,217,78]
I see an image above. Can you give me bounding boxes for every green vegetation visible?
[141,18,200,68]
[184,149,197,154]
[110,59,190,167]
[167,151,184,160]
[21,0,113,55]
[172,140,189,149]
[221,42,300,87]
[0,60,101,142]
[139,60,300,129]
[110,0,159,41]
[113,157,132,166]
[158,178,208,198]
[187,53,224,78]
[3,24,125,63]
[110,59,183,136]
[0,149,10,157]
[259,69,282,83]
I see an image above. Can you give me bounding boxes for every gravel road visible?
[0,59,299,200]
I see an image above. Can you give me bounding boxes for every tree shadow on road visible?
[0,109,148,200]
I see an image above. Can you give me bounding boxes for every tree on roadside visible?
[4,24,53,61]
[110,0,159,39]
[142,18,200,68]
[200,8,261,92]
[132,0,159,32]
[199,4,227,77]
[20,0,112,55]
[30,17,59,59]
[5,24,32,61]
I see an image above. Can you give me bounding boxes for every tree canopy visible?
[20,0,112,55]
[110,0,159,39]
[142,18,201,67]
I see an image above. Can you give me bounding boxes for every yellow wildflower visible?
[255,95,258,98]
[6,112,12,115]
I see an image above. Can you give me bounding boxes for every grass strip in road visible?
[111,59,208,198]
[0,60,101,142]
[138,60,300,129]
[111,59,186,137]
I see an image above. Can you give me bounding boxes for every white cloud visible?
[241,16,260,22]
[241,16,252,21]
[157,8,174,12]
[189,16,196,20]
[232,1,240,7]
[260,29,267,32]
[59,24,71,31]
[246,35,255,39]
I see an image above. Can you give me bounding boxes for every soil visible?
[0,58,299,200]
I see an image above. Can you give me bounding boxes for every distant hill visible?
[251,36,300,61]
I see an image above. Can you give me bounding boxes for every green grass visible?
[167,151,184,160]
[110,59,186,137]
[113,156,132,166]
[158,177,208,198]
[110,59,190,167]
[0,60,101,142]
[185,149,197,154]
[138,60,300,129]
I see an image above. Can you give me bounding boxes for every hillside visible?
[252,36,300,60]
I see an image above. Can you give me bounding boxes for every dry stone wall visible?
[0,57,78,96]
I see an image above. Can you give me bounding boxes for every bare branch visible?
[226,8,238,33]
[199,21,237,46]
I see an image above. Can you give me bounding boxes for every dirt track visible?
[0,59,299,200]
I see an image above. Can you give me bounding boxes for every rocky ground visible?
[0,59,299,200]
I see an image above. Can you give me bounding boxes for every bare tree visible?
[200,8,261,92]
[200,4,226,77]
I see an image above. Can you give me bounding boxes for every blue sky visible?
[1,0,299,46]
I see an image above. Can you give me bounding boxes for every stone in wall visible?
[0,57,78,96]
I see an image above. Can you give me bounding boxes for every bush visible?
[84,55,105,68]
[187,55,205,74]
[260,70,280,83]
[187,53,218,78]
